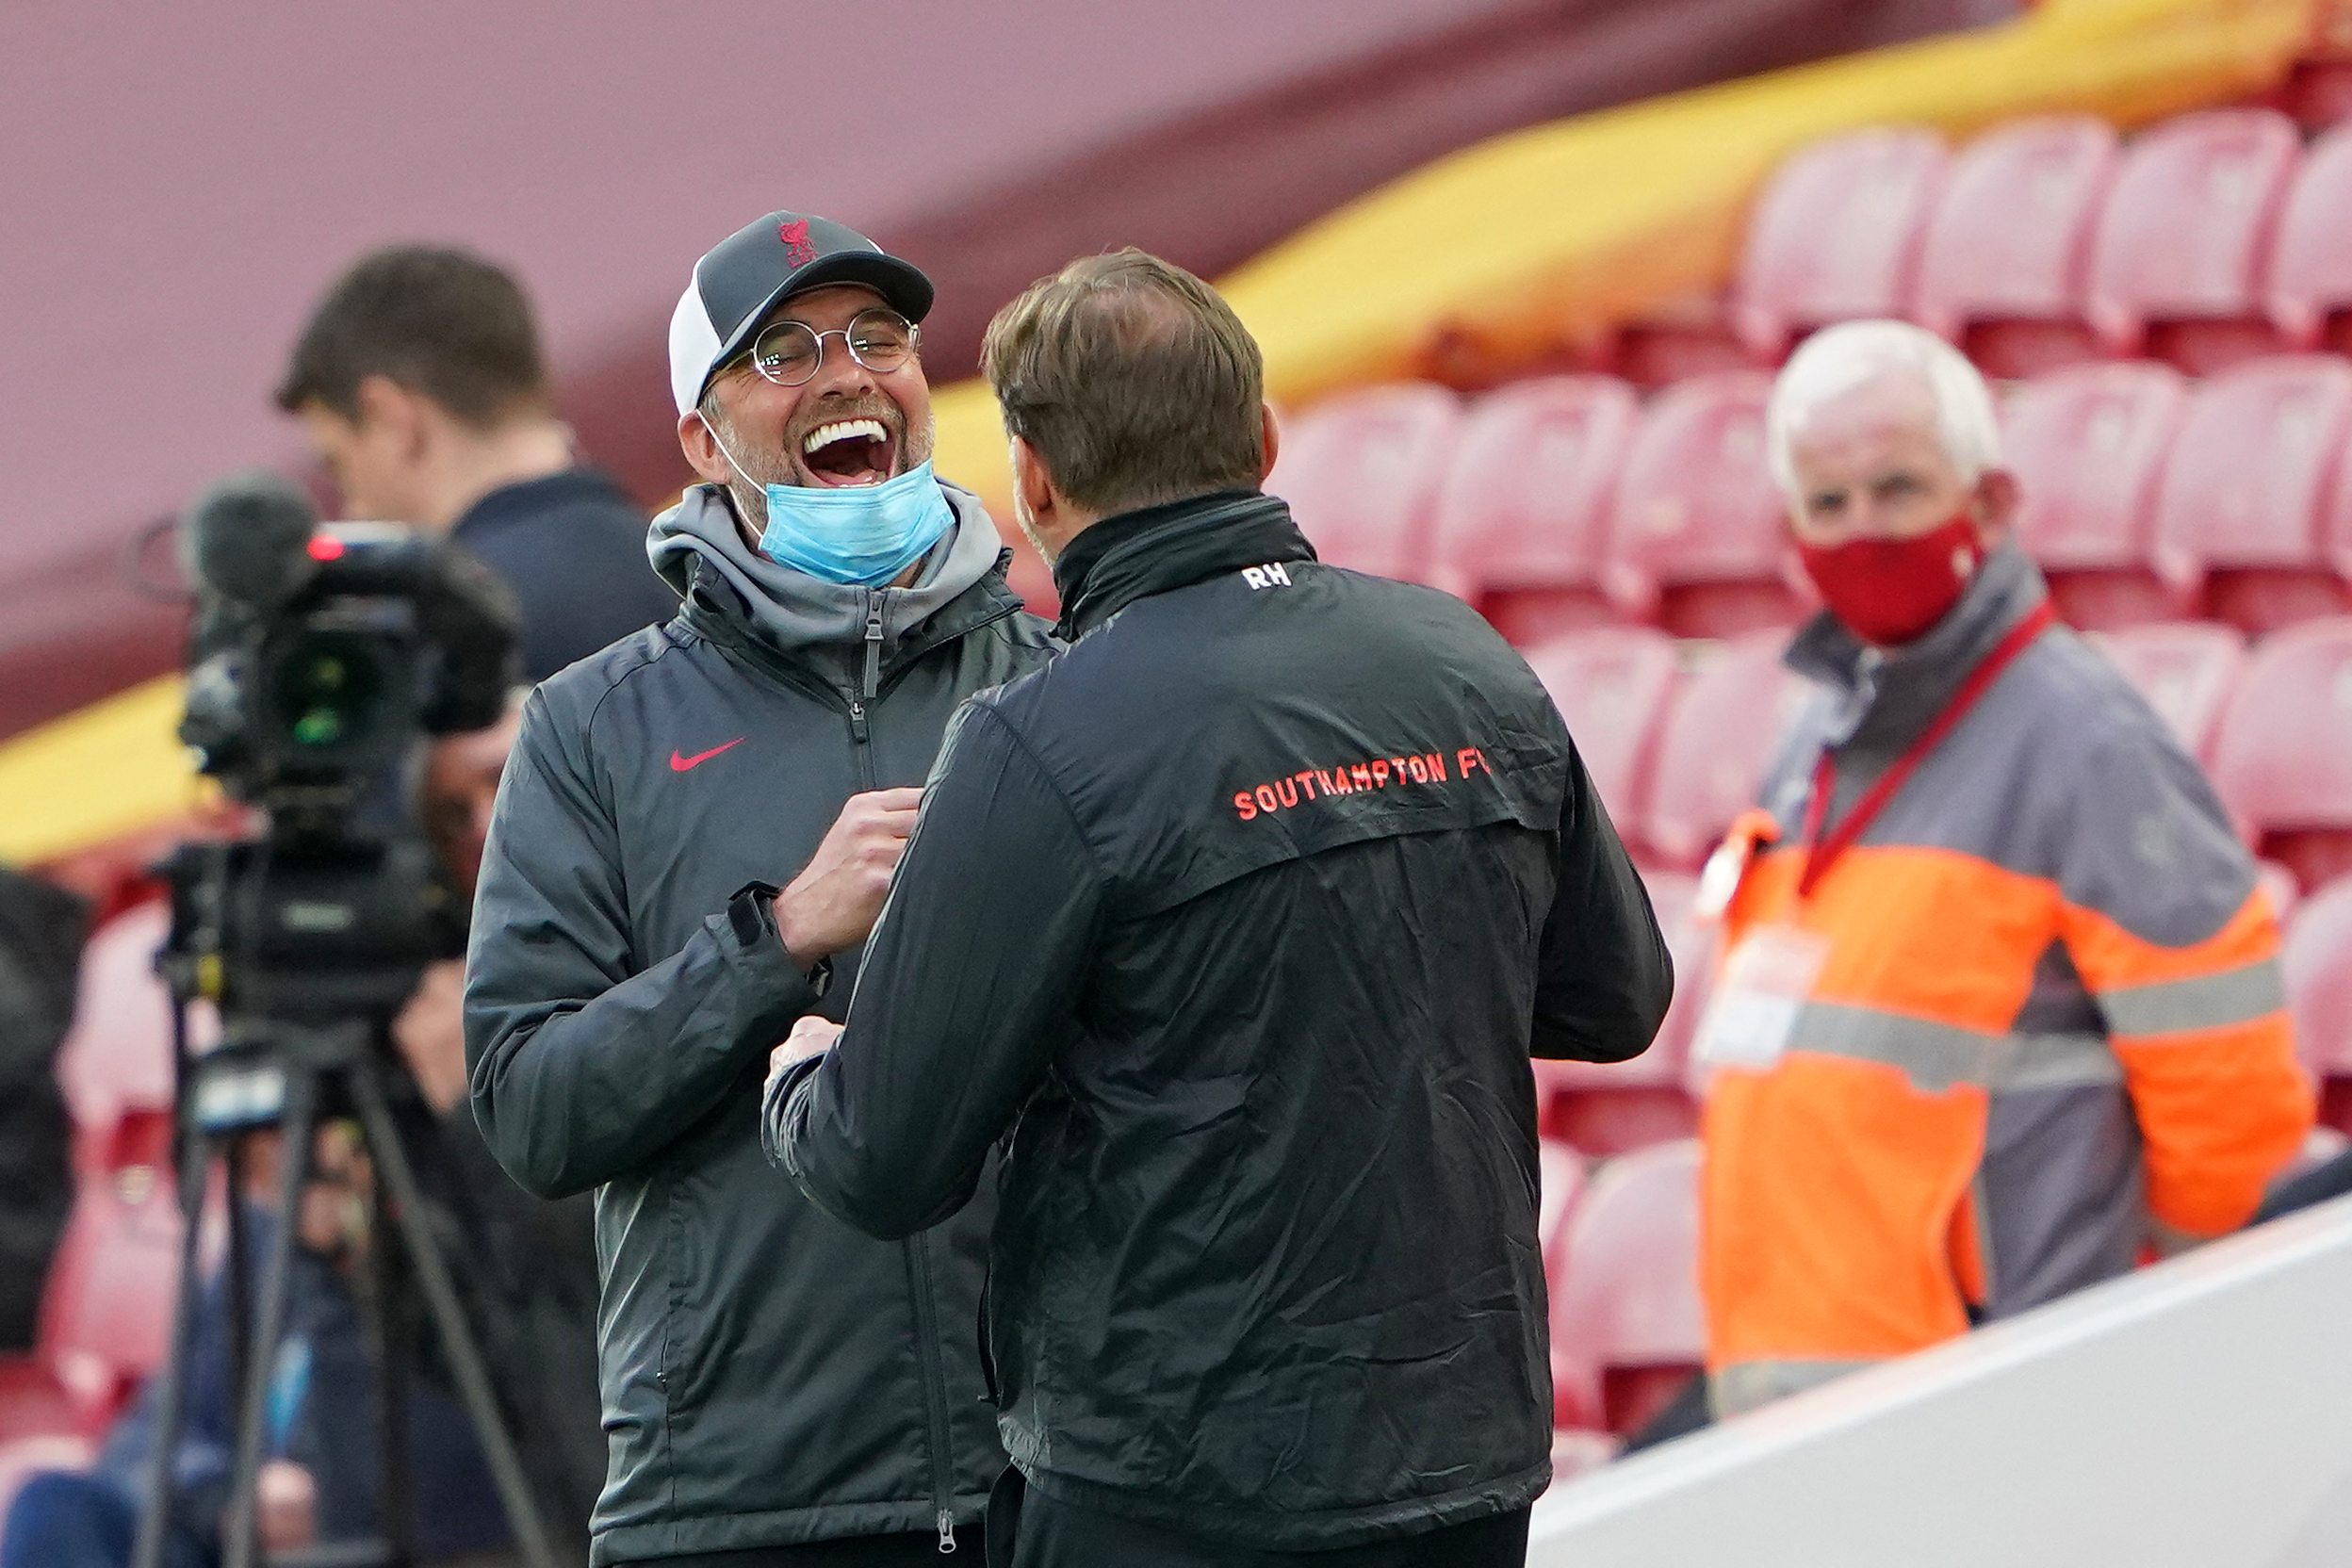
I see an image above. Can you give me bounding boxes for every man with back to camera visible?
[764,250,1674,1568]
[1689,319,2311,1418]
[276,244,678,686]
[465,211,1054,1565]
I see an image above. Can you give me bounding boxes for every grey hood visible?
[647,478,1007,662]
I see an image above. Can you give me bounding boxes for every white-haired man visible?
[1691,320,2311,1416]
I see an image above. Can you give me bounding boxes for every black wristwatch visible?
[727,881,832,998]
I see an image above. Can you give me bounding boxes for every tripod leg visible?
[220,1070,318,1568]
[223,1136,253,1416]
[351,1123,417,1566]
[347,1063,559,1568]
[131,1124,217,1568]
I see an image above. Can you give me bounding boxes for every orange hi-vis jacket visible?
[1698,546,2312,1416]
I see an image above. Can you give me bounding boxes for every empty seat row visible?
[1273,374,1804,642]
[1521,618,2352,893]
[2017,358,2352,631]
[1274,355,2352,643]
[1614,109,2352,384]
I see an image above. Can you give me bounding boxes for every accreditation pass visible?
[1691,925,1830,1072]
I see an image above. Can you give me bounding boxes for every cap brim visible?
[702,253,935,399]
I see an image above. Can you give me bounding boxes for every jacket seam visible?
[578,626,688,756]
[962,700,1111,878]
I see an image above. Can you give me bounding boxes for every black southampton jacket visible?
[768,493,1672,1550]
[465,550,1053,1565]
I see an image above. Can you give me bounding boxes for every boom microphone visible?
[178,469,320,608]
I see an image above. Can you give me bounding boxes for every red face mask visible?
[1796,513,1984,647]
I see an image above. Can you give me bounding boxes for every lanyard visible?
[1796,601,2056,900]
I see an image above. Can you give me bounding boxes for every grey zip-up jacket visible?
[465,481,1054,1564]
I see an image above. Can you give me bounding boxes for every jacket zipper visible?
[862,589,886,700]
[680,579,1024,723]
[906,1233,960,1552]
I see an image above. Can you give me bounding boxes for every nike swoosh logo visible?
[670,738,746,773]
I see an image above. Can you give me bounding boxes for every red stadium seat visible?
[1429,377,1641,644]
[2085,109,2300,374]
[2087,621,2246,761]
[2149,357,2352,633]
[0,1356,78,1447]
[2001,362,2191,629]
[1548,1138,1704,1436]
[2265,121,2352,355]
[1602,373,1809,638]
[1913,116,2119,379]
[1609,128,1947,384]
[2284,875,2352,1135]
[2259,858,2304,928]
[1730,126,1950,363]
[2285,875,2352,1082]
[2210,617,2352,892]
[1533,872,1708,1157]
[1538,1139,1589,1281]
[36,1181,184,1433]
[52,901,178,1179]
[1642,631,1812,870]
[1270,384,1459,582]
[1519,628,1679,823]
[1608,291,1757,390]
[2273,53,2352,133]
[2319,410,2352,600]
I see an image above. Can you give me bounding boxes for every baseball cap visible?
[668,211,934,416]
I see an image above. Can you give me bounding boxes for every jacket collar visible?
[1784,538,2050,762]
[1051,490,1316,641]
[683,547,1025,696]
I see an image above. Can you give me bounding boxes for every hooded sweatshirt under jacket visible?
[465,480,1054,1565]
[768,492,1674,1550]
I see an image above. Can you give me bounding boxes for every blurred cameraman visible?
[271,246,659,1550]
[275,246,677,685]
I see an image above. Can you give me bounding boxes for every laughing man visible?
[465,211,1054,1567]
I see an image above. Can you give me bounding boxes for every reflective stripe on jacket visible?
[1701,544,2312,1415]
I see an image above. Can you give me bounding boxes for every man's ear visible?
[1010,434,1057,526]
[353,374,427,460]
[1973,467,2020,544]
[678,408,735,488]
[1257,404,1281,485]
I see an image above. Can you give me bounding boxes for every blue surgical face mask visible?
[709,425,954,587]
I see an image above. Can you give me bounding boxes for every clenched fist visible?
[768,1016,846,1098]
[776,788,923,970]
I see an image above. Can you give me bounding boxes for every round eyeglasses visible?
[745,307,919,387]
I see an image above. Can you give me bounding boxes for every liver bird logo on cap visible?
[778,219,818,269]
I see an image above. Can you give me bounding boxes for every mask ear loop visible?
[696,409,761,492]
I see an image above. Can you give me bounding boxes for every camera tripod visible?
[132,1012,559,1568]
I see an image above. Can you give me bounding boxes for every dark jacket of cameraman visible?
[769,492,1673,1550]
[464,481,1053,1565]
